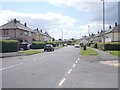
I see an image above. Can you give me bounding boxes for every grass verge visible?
[106,51,120,57]
[55,46,64,49]
[80,47,98,56]
[18,50,43,55]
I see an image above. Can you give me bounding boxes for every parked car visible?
[44,44,54,52]
[75,44,80,48]
[19,42,31,50]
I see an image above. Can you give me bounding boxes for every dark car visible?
[19,42,31,50]
[44,44,54,52]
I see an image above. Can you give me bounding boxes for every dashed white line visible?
[76,61,78,63]
[68,69,72,74]
[0,63,23,71]
[78,58,80,61]
[72,64,76,68]
[58,78,66,86]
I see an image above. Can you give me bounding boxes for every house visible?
[43,32,53,42]
[0,19,53,43]
[105,23,120,42]
[0,19,35,43]
[33,28,52,42]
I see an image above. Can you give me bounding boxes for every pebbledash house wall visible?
[1,28,33,43]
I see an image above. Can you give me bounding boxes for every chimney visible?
[97,31,99,34]
[115,22,117,26]
[109,25,112,29]
[40,29,42,32]
[14,19,17,24]
[24,23,27,27]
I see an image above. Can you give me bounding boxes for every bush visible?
[46,42,57,47]
[0,40,19,53]
[95,42,120,51]
[31,42,46,49]
[31,41,59,49]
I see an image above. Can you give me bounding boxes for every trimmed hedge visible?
[92,42,120,51]
[31,41,59,49]
[0,40,19,53]
[31,42,46,49]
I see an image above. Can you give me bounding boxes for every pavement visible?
[0,52,23,58]
[80,47,119,67]
[1,46,118,88]
[0,49,44,58]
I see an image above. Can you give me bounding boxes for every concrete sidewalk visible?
[80,47,119,67]
[0,52,23,58]
[0,49,44,58]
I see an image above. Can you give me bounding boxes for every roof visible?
[106,25,120,34]
[0,19,34,32]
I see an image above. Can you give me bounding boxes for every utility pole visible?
[102,0,105,51]
[88,25,90,43]
[61,30,63,41]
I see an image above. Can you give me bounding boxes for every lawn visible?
[55,46,64,49]
[18,50,43,55]
[80,47,98,56]
[106,51,120,57]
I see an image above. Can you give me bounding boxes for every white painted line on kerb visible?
[78,58,80,61]
[58,78,66,86]
[0,63,23,71]
[68,69,72,74]
[72,64,76,68]
[76,61,78,63]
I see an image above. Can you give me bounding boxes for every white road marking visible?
[72,64,76,68]
[0,63,23,71]
[76,61,78,63]
[58,78,66,86]
[78,58,80,61]
[68,69,72,74]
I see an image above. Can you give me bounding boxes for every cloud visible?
[0,10,77,39]
[49,0,118,24]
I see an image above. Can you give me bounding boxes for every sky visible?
[0,0,119,40]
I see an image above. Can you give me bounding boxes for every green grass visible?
[55,46,64,49]
[106,51,120,57]
[80,47,98,56]
[18,50,43,55]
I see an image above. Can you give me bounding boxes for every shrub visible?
[97,42,120,51]
[31,41,59,49]
[46,42,57,47]
[31,42,46,49]
[0,40,19,53]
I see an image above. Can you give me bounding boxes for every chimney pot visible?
[24,23,27,27]
[109,25,111,29]
[115,22,117,26]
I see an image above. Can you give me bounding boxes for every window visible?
[3,29,9,35]
[6,29,8,35]
[3,29,5,35]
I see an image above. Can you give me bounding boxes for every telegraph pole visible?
[102,0,105,51]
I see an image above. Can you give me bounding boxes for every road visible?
[1,46,118,88]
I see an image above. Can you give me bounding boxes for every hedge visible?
[92,42,120,51]
[31,41,59,49]
[31,42,46,49]
[0,40,19,53]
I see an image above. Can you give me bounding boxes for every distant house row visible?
[0,19,53,44]
[80,22,120,44]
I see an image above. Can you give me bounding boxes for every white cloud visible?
[0,10,77,39]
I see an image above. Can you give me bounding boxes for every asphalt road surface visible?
[1,46,118,88]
